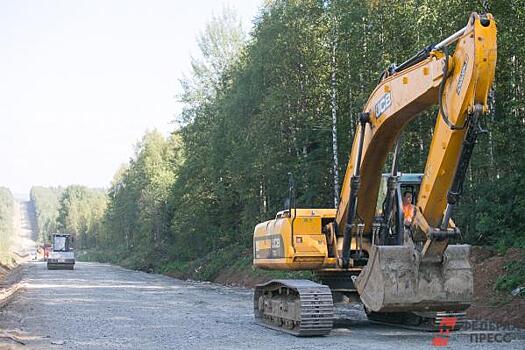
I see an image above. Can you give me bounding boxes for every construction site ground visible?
[0,200,523,349]
[0,261,523,350]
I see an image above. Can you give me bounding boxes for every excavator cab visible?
[373,173,423,246]
[375,174,423,214]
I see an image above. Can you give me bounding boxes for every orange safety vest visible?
[403,203,415,222]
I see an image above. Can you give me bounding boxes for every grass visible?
[79,242,314,285]
[495,257,525,295]
[156,244,314,282]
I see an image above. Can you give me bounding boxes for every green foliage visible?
[458,168,525,249]
[76,247,121,265]
[56,185,107,249]
[167,0,525,268]
[0,187,15,264]
[30,186,63,243]
[76,2,524,284]
[167,246,245,281]
[158,245,312,282]
[451,0,525,250]
[103,130,183,259]
[495,258,525,293]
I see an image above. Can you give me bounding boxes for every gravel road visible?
[0,262,523,350]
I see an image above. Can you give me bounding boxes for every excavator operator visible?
[402,191,415,226]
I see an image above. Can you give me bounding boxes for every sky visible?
[0,0,261,196]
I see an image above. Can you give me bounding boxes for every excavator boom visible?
[337,12,496,256]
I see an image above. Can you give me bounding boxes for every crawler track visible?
[254,279,334,336]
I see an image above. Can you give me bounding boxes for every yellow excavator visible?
[253,12,497,336]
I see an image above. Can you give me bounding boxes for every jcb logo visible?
[456,55,469,95]
[375,92,392,119]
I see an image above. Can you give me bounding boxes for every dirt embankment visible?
[0,200,37,309]
[214,265,268,287]
[0,263,24,310]
[0,264,9,281]
[467,246,524,328]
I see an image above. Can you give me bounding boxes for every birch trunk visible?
[330,34,340,208]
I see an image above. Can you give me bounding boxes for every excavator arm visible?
[343,13,497,313]
[336,12,496,265]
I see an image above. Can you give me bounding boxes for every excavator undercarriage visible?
[254,280,334,336]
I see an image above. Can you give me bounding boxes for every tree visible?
[30,186,63,242]
[57,186,107,248]
[84,0,525,275]
[101,130,183,263]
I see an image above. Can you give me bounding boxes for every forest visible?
[30,186,106,249]
[31,1,524,286]
[30,187,63,243]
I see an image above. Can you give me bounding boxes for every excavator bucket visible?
[355,244,472,313]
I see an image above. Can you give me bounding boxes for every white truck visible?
[47,234,75,270]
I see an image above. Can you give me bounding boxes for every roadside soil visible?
[0,200,37,308]
[467,246,525,328]
[0,264,10,283]
[213,263,268,288]
[0,200,36,347]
